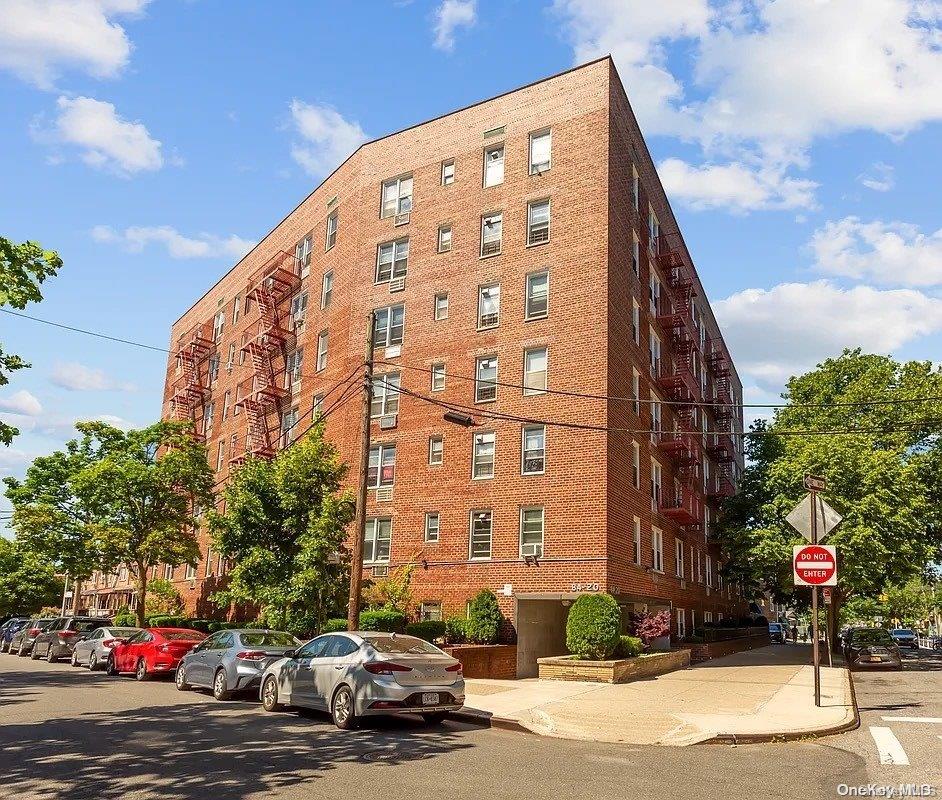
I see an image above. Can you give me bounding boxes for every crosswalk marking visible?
[880,716,942,724]
[869,726,910,766]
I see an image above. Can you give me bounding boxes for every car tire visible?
[106,654,118,676]
[70,651,79,667]
[46,646,58,663]
[212,669,231,701]
[30,645,41,660]
[261,676,284,712]
[88,652,99,671]
[421,712,449,725]
[175,664,191,691]
[17,643,27,657]
[331,685,358,730]
[135,659,149,681]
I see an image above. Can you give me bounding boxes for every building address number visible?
[570,583,600,592]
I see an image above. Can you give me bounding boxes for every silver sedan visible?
[71,627,142,670]
[259,631,465,729]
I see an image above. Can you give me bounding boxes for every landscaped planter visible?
[680,633,770,663]
[441,644,517,679]
[537,649,690,683]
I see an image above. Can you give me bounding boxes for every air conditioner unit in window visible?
[375,486,393,502]
[384,344,402,359]
[379,414,398,430]
[372,565,389,578]
[394,212,410,227]
[389,276,406,293]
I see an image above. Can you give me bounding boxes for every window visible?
[631,233,640,277]
[706,555,713,588]
[381,175,412,218]
[209,354,220,385]
[420,602,443,621]
[520,507,544,558]
[425,513,440,542]
[525,271,548,319]
[203,401,215,436]
[216,441,225,471]
[472,432,495,479]
[648,207,660,250]
[371,372,400,417]
[376,238,409,282]
[232,294,241,324]
[295,234,312,277]
[185,563,197,580]
[285,348,303,387]
[649,271,661,316]
[480,212,502,256]
[633,517,642,565]
[529,129,551,174]
[649,329,661,377]
[475,356,497,402]
[428,435,443,465]
[222,390,231,420]
[431,362,446,391]
[164,564,173,581]
[521,425,545,474]
[325,212,338,250]
[676,608,686,638]
[483,145,504,187]
[523,347,547,394]
[527,199,550,245]
[441,159,455,186]
[651,458,662,506]
[651,392,662,437]
[434,292,449,320]
[364,518,392,563]
[205,547,214,577]
[373,304,405,347]
[281,406,299,448]
[697,549,704,583]
[477,283,500,328]
[438,225,452,253]
[704,611,714,624]
[632,368,641,415]
[632,441,640,488]
[321,271,333,309]
[469,511,492,560]
[675,538,685,578]
[316,330,328,371]
[652,527,664,572]
[213,310,225,342]
[367,444,396,487]
[226,343,235,372]
[632,299,641,345]
[312,394,324,421]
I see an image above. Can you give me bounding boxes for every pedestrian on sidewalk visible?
[790,625,798,644]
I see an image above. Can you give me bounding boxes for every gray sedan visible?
[175,629,300,700]
[10,617,57,656]
[258,631,465,729]
[71,626,142,670]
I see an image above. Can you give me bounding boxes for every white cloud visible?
[657,157,817,212]
[810,217,942,288]
[43,95,163,175]
[714,280,942,387]
[433,0,477,52]
[857,162,895,192]
[288,100,367,177]
[91,224,255,260]
[0,447,34,476]
[50,362,136,392]
[0,390,42,416]
[0,0,149,88]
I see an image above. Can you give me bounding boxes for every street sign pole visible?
[810,486,821,708]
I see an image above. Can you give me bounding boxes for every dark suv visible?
[843,627,903,670]
[32,617,112,663]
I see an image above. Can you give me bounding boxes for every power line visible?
[1,309,169,353]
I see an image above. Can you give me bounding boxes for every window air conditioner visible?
[379,414,398,430]
[375,486,393,502]
[389,276,406,293]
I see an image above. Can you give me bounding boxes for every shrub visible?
[405,620,446,642]
[187,619,213,633]
[565,593,621,660]
[465,590,501,645]
[359,609,407,633]
[320,617,349,634]
[113,612,135,627]
[615,635,644,658]
[207,621,244,633]
[634,610,671,645]
[444,616,468,644]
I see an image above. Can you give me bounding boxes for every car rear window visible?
[239,632,298,647]
[852,629,895,645]
[891,629,915,636]
[162,631,206,641]
[366,635,444,655]
[110,628,140,637]
[72,620,102,632]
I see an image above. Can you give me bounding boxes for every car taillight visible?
[102,639,121,648]
[364,661,413,675]
[28,628,40,637]
[236,651,267,661]
[445,662,463,674]
[58,630,77,638]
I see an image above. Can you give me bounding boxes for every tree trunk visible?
[135,562,148,628]
[71,578,82,614]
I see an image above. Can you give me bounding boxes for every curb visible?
[448,710,534,735]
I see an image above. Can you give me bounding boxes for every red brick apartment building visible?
[83,57,747,676]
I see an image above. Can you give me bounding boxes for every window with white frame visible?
[475,356,497,401]
[649,270,662,316]
[472,431,495,479]
[529,129,551,174]
[632,165,640,210]
[434,292,449,320]
[632,299,641,344]
[632,233,640,277]
[484,145,504,187]
[185,563,197,580]
[632,368,641,415]
[525,271,549,319]
[425,512,440,542]
[312,394,324,421]
[480,212,502,256]
[633,517,642,564]
[651,458,662,506]
[632,440,640,488]
[651,391,662,436]
[285,348,303,387]
[527,199,550,245]
[441,159,455,186]
[227,343,235,372]
[428,436,443,465]
[205,547,214,577]
[281,406,299,448]
[232,294,241,324]
[697,548,703,582]
[431,362,446,391]
[521,425,545,474]
[652,527,664,572]
[325,212,338,250]
[376,239,409,282]
[706,555,713,588]
[316,330,328,371]
[470,511,493,560]
[216,440,225,471]
[649,329,661,376]
[222,390,231,420]
[164,564,173,581]
[520,507,544,558]
[438,224,452,253]
[321,271,333,309]
[295,234,312,277]
[367,444,396,488]
[373,304,405,347]
[478,283,500,328]
[704,611,714,623]
[676,607,686,638]
[371,372,400,417]
[364,518,392,563]
[209,353,220,385]
[523,347,547,394]
[203,401,214,436]
[381,175,412,218]
[648,207,659,252]
[420,601,443,621]
[675,538,685,578]
[213,310,225,342]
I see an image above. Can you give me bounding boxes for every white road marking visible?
[880,717,942,724]
[869,726,910,766]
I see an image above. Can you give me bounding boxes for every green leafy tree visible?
[884,578,935,626]
[0,537,62,616]
[144,577,184,617]
[362,561,416,614]
[71,420,214,627]
[0,237,61,446]
[210,426,354,635]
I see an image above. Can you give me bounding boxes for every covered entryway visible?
[515,597,570,678]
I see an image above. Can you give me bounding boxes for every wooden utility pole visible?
[347,311,376,632]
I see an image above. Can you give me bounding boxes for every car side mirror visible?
[284,649,296,659]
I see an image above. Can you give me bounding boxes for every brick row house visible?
[82,57,748,676]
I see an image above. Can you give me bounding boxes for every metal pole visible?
[60,574,69,616]
[347,311,375,632]
[811,489,821,707]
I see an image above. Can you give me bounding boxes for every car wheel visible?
[70,651,79,667]
[212,669,231,701]
[30,645,41,660]
[106,654,118,676]
[175,663,191,691]
[135,659,149,681]
[46,646,58,663]
[331,685,358,730]
[261,676,284,712]
[88,652,99,671]
[421,712,449,725]
[17,643,27,657]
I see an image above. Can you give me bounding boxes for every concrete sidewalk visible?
[458,644,856,746]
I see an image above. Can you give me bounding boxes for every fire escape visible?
[168,322,215,438]
[230,251,300,465]
[705,337,736,502]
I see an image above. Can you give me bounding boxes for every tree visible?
[715,350,942,649]
[144,578,184,617]
[71,420,214,627]
[884,578,935,626]
[362,561,416,614]
[0,236,61,446]
[0,537,62,617]
[210,426,354,636]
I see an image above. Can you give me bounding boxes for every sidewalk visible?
[457,644,856,746]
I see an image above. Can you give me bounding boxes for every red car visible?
[107,627,206,681]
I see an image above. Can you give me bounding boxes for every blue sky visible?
[2,0,942,524]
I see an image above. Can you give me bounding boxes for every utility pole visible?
[347,310,375,632]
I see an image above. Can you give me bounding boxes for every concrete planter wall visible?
[441,644,517,679]
[537,649,690,683]
[681,633,770,663]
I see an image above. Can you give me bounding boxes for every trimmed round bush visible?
[405,620,446,642]
[565,593,621,660]
[444,617,468,644]
[320,617,349,634]
[466,590,501,644]
[359,609,407,633]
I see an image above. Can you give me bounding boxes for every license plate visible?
[421,693,440,706]
[867,656,881,662]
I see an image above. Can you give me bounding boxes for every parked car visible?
[32,617,113,663]
[768,622,786,644]
[843,627,903,670]
[107,627,206,680]
[0,618,29,653]
[258,631,465,729]
[889,628,919,650]
[10,617,58,657]
[70,626,142,670]
[176,629,300,700]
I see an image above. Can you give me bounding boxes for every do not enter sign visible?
[793,544,837,586]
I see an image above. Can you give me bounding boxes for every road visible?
[0,648,937,800]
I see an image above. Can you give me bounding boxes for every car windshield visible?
[852,629,895,645]
[110,628,140,637]
[162,632,206,641]
[769,624,782,631]
[73,620,102,632]
[239,632,298,647]
[366,635,444,655]
[891,629,915,636]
